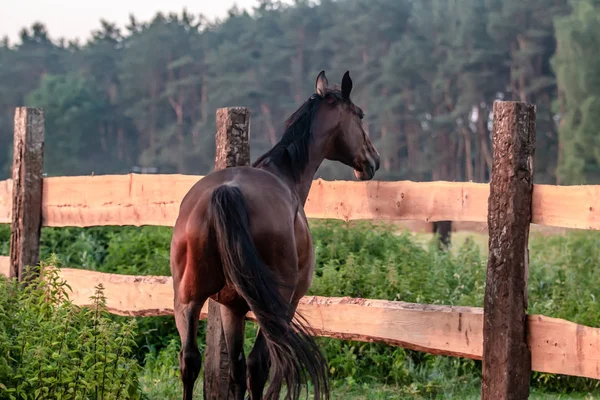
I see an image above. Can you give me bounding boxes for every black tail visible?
[207,184,330,400]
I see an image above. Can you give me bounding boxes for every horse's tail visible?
[207,184,330,400]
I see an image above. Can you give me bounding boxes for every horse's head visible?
[313,70,380,180]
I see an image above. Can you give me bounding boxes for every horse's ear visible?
[341,71,352,99]
[315,70,329,97]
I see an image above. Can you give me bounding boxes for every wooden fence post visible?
[481,100,535,400]
[9,107,44,282]
[204,107,251,400]
[432,221,452,250]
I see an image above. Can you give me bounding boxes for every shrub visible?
[306,220,484,394]
[36,225,179,362]
[0,257,142,399]
[4,221,600,396]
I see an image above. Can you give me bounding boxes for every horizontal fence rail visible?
[1,174,600,230]
[0,257,599,380]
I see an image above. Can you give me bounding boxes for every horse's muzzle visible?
[354,155,379,180]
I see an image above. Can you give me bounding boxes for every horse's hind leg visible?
[247,329,269,399]
[175,297,207,400]
[247,289,297,400]
[220,304,248,400]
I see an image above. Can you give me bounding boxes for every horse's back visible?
[177,166,297,231]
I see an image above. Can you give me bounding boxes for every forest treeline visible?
[1,0,599,184]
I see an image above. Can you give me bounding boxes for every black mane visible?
[253,90,346,182]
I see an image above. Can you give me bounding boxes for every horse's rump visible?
[207,183,329,399]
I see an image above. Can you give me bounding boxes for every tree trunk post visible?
[9,107,45,283]
[203,107,251,400]
[481,100,535,400]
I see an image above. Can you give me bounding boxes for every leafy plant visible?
[4,221,600,397]
[0,256,142,399]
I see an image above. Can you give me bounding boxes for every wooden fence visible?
[1,173,598,229]
[1,102,600,399]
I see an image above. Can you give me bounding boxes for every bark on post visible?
[204,107,250,400]
[481,101,535,400]
[9,107,44,282]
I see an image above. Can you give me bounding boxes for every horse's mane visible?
[253,89,346,182]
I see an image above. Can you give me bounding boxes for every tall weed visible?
[0,256,142,399]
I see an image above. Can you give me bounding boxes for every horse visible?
[170,70,381,400]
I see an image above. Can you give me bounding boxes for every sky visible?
[0,0,265,44]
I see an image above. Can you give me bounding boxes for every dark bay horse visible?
[170,70,380,400]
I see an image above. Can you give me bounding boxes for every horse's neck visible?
[260,154,323,206]
[259,136,327,206]
[293,155,324,206]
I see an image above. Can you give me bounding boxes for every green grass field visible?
[2,221,600,399]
